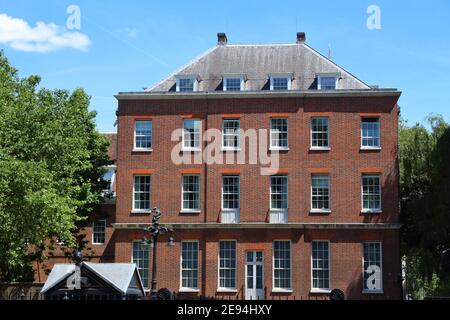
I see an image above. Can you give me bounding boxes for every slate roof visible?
[147,41,371,93]
[41,262,144,295]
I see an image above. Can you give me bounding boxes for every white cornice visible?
[115,89,401,101]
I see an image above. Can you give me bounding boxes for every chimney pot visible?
[217,32,228,45]
[296,32,306,44]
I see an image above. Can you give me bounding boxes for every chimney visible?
[217,32,228,45]
[296,32,306,44]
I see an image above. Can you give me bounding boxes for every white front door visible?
[245,251,264,300]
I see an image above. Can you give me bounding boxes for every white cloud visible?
[115,27,138,39]
[0,13,91,53]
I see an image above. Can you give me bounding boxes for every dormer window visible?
[317,74,340,90]
[176,76,198,92]
[270,75,292,91]
[223,76,245,91]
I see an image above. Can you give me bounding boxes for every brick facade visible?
[112,95,402,300]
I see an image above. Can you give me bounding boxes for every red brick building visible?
[42,32,402,300]
[111,33,402,300]
[35,133,117,282]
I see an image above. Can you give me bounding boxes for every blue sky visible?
[1,0,449,132]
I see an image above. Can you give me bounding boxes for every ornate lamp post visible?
[142,207,174,300]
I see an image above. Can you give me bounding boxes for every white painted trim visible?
[269,175,289,211]
[269,75,292,91]
[361,174,382,212]
[116,89,401,100]
[245,250,265,300]
[131,240,150,290]
[361,117,381,149]
[317,74,340,90]
[182,119,202,151]
[132,174,151,212]
[223,76,245,91]
[310,117,330,149]
[362,241,383,293]
[310,240,331,291]
[91,219,106,245]
[311,174,331,212]
[222,119,241,151]
[272,240,292,291]
[133,120,153,151]
[181,174,201,212]
[176,76,199,92]
[269,117,289,149]
[217,240,238,291]
[180,240,200,291]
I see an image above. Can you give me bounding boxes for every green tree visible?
[400,115,450,298]
[0,51,110,282]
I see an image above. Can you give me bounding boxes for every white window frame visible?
[180,240,199,292]
[361,174,382,213]
[362,241,383,294]
[361,117,381,150]
[181,175,201,213]
[272,240,292,292]
[134,120,152,151]
[218,240,237,292]
[132,240,150,290]
[269,75,292,91]
[221,175,240,210]
[222,119,241,151]
[132,175,151,213]
[311,240,331,293]
[270,175,288,210]
[317,74,340,90]
[270,118,289,150]
[311,175,331,213]
[182,119,202,152]
[92,219,106,245]
[223,76,245,91]
[176,76,198,92]
[310,117,330,150]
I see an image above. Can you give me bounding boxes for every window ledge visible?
[310,209,332,214]
[272,289,293,293]
[91,243,105,246]
[269,147,290,151]
[360,147,382,151]
[221,148,241,152]
[181,148,202,153]
[310,289,331,294]
[310,147,331,151]
[361,210,382,214]
[131,210,152,214]
[132,148,153,153]
[217,288,238,293]
[180,210,201,214]
[362,290,384,295]
[178,288,200,293]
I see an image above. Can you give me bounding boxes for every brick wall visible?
[112,95,401,300]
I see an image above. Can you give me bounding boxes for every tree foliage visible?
[400,115,450,297]
[0,51,110,282]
